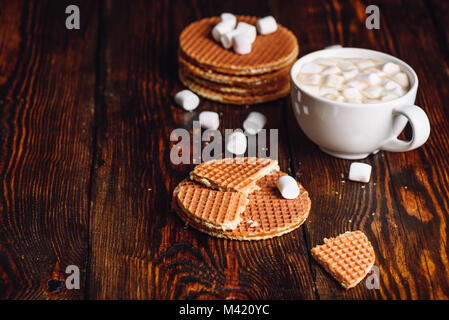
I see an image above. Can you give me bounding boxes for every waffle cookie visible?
[173,171,311,240]
[178,16,299,105]
[190,157,280,195]
[311,231,376,289]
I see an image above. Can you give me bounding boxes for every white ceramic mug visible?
[290,47,430,159]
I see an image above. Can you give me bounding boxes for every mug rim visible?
[290,47,419,107]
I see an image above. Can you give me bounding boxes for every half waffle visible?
[179,16,299,75]
[189,157,280,195]
[311,231,376,289]
[173,171,311,240]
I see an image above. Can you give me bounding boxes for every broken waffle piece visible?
[190,157,280,195]
[311,231,376,289]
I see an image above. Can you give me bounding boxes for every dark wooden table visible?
[1,0,448,300]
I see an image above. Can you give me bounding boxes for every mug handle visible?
[380,105,430,152]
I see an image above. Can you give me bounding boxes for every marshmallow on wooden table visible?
[256,16,277,35]
[277,175,300,199]
[220,13,236,25]
[301,62,324,74]
[348,162,372,183]
[199,111,219,130]
[226,131,247,155]
[174,89,200,111]
[382,62,400,75]
[243,111,267,135]
[233,34,252,55]
[212,19,236,42]
[236,22,257,43]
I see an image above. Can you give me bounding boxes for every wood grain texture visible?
[0,0,97,299]
[0,0,448,300]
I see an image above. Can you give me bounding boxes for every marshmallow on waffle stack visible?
[172,158,311,240]
[311,231,376,289]
[178,16,299,105]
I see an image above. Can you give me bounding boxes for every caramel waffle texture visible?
[311,231,376,289]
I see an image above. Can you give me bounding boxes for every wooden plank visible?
[88,0,316,299]
[0,0,97,299]
[286,0,448,299]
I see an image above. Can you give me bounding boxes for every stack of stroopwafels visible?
[172,158,311,240]
[178,16,299,105]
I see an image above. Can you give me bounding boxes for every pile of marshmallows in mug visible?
[212,13,278,54]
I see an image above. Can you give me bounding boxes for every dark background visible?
[0,0,448,299]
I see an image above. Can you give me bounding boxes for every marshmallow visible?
[277,175,300,199]
[342,68,358,80]
[301,85,320,96]
[226,131,247,155]
[236,22,257,43]
[362,86,384,99]
[324,94,345,102]
[256,16,277,35]
[357,73,381,85]
[356,59,375,69]
[322,66,341,75]
[381,94,399,102]
[301,62,324,74]
[382,62,400,75]
[174,89,200,111]
[314,58,339,66]
[364,67,386,77]
[220,13,237,25]
[383,79,401,90]
[243,111,267,135]
[323,74,344,88]
[384,86,404,97]
[337,60,356,71]
[220,29,240,49]
[325,44,343,50]
[348,162,372,183]
[346,80,368,90]
[319,87,339,96]
[199,111,219,130]
[342,88,363,100]
[212,20,235,42]
[298,73,321,85]
[233,34,252,54]
[391,72,409,88]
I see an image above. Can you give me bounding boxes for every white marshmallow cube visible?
[319,87,339,96]
[363,86,384,99]
[199,111,219,130]
[383,79,401,90]
[298,73,321,85]
[226,131,247,155]
[236,22,257,43]
[323,74,344,88]
[357,73,382,85]
[342,88,363,100]
[233,34,252,55]
[256,16,277,35]
[337,60,356,71]
[301,62,324,74]
[212,20,235,42]
[381,94,399,102]
[301,85,320,96]
[382,62,400,75]
[391,72,409,88]
[174,89,200,111]
[356,59,375,69]
[220,29,240,49]
[346,80,368,90]
[322,66,341,75]
[324,94,345,102]
[348,162,372,183]
[220,13,237,25]
[243,111,267,135]
[342,68,358,80]
[277,175,300,199]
